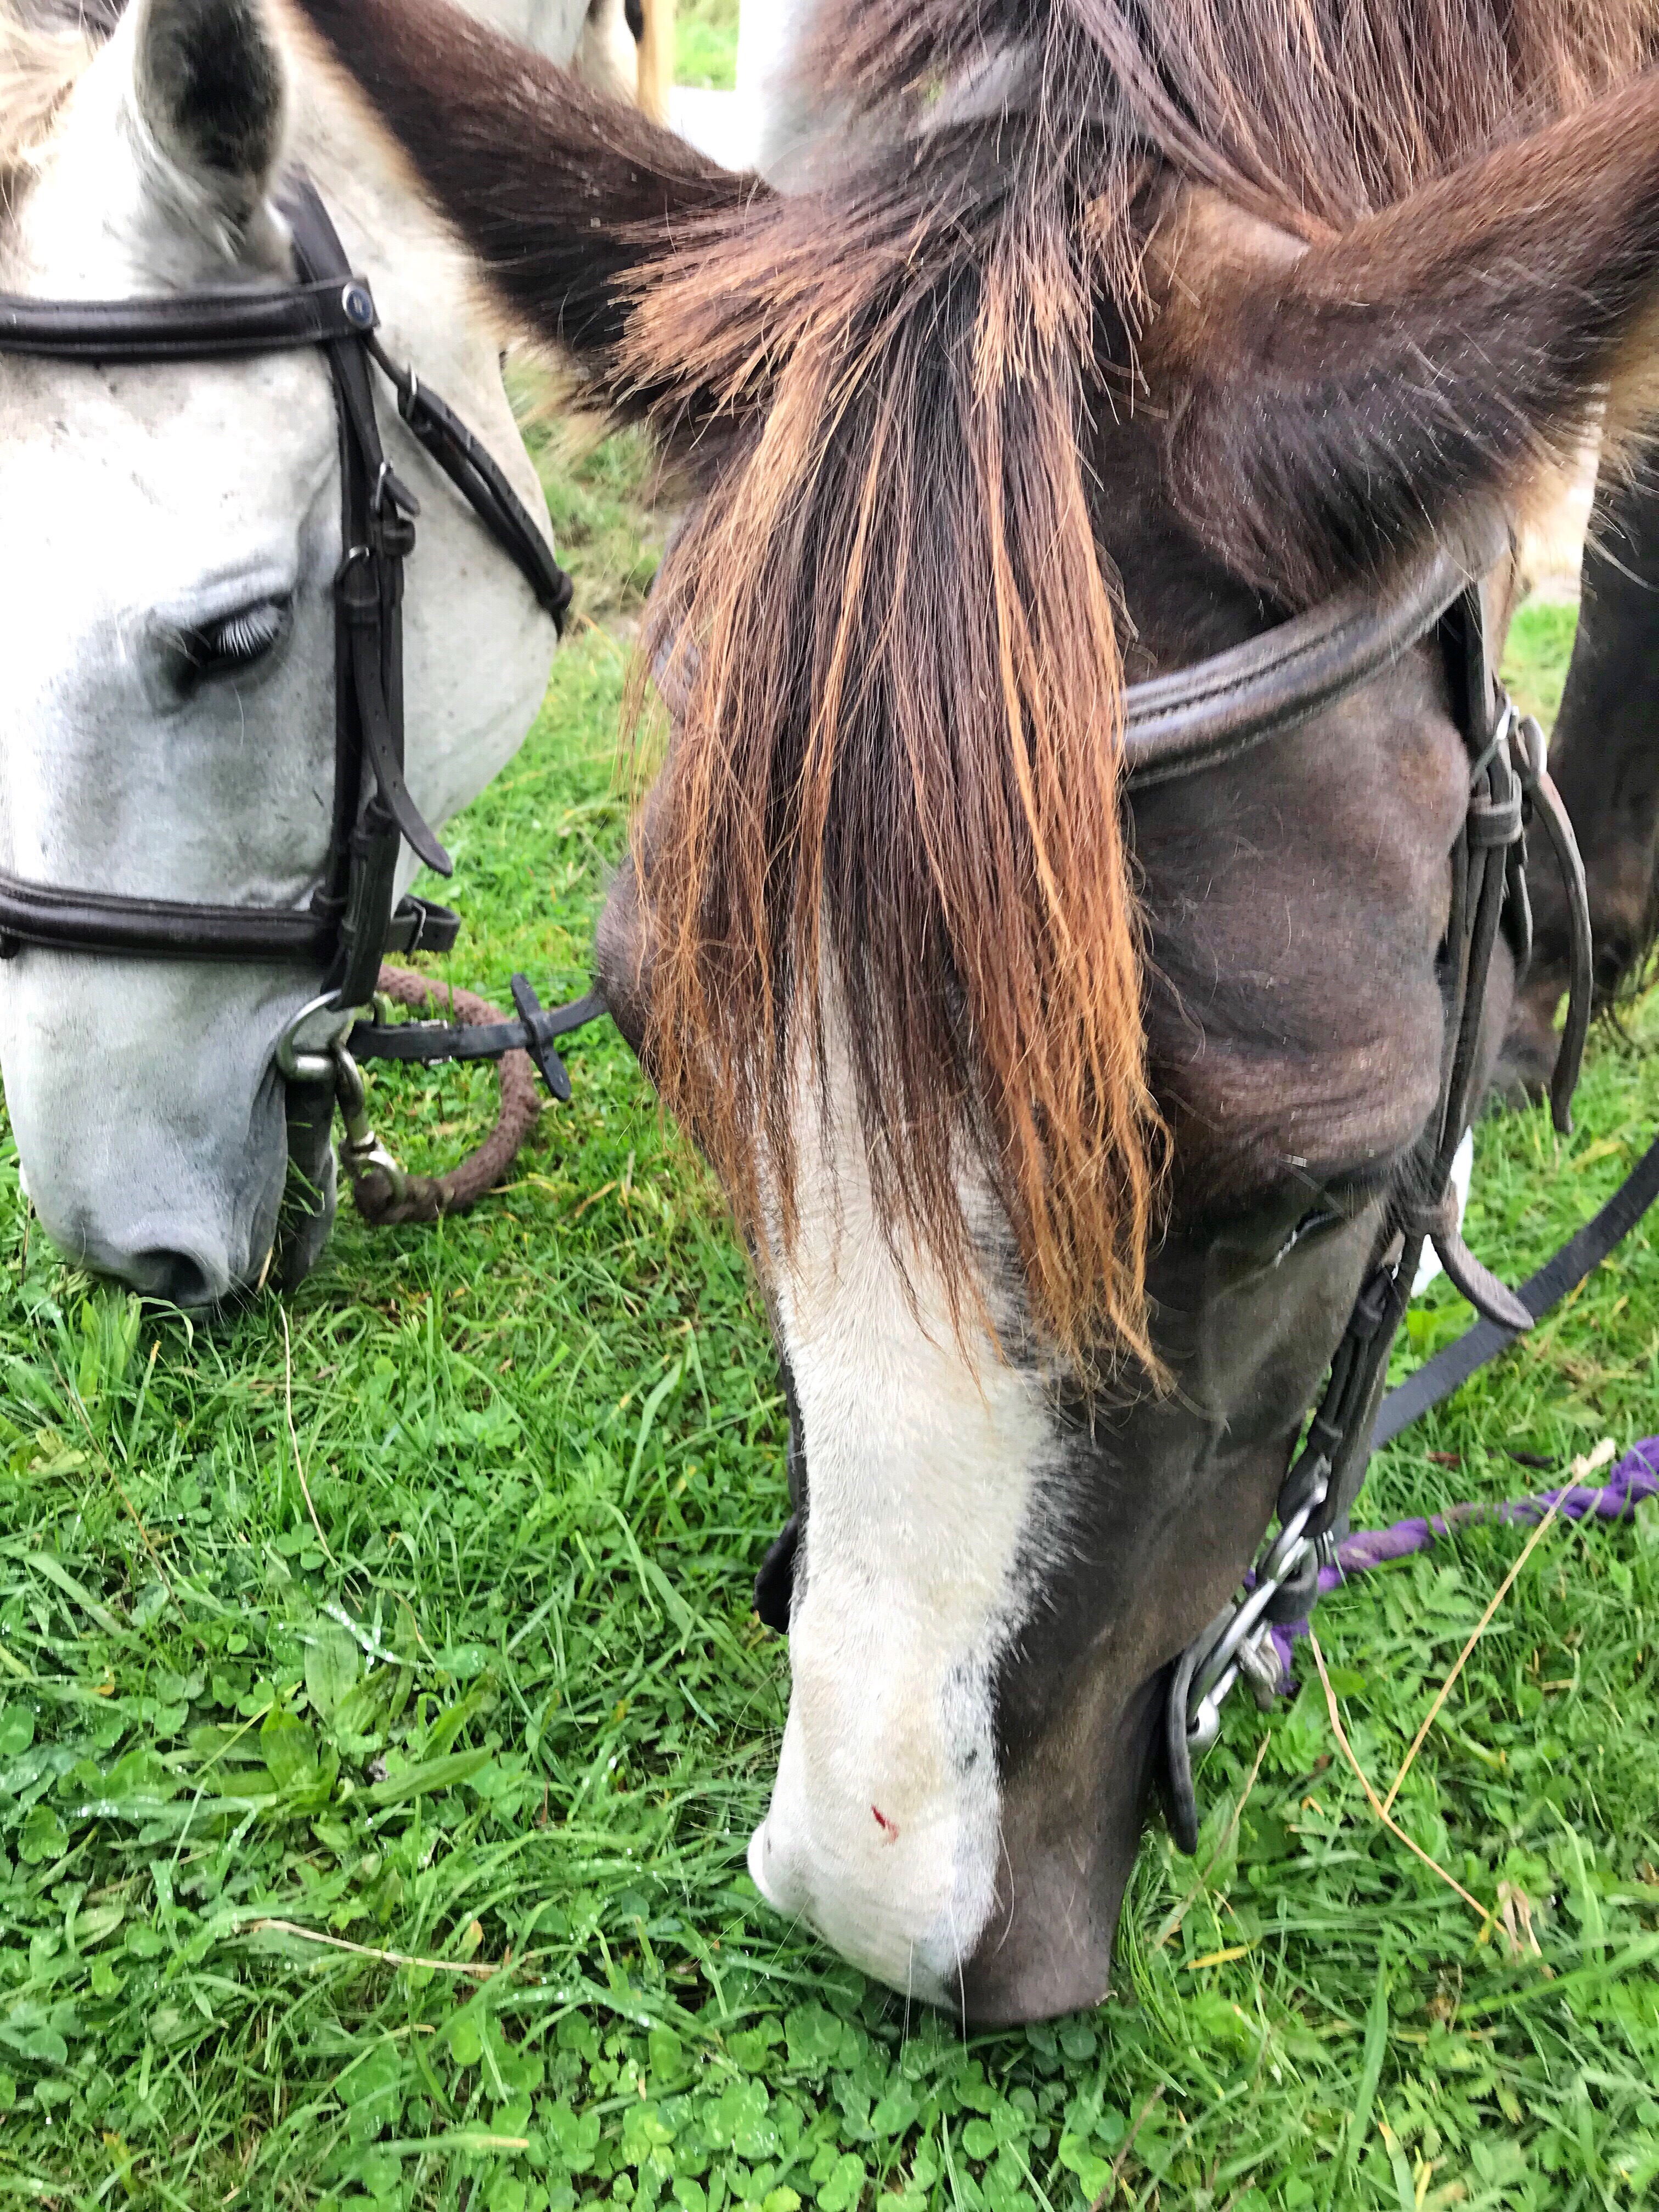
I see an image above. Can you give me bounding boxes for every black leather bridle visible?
[1136,508,1600,1854]
[0,177,605,1178]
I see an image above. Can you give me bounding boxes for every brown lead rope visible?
[342,964,541,1226]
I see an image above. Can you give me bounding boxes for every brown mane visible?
[628,148,1160,1372]
[610,0,1652,1373]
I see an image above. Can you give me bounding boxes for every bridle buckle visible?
[372,457,420,522]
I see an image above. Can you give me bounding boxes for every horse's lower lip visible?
[79,1232,272,1317]
[746,1821,780,1906]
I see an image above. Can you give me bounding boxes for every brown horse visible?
[290,0,1659,2021]
[1502,457,1659,1093]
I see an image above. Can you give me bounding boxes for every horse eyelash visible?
[180,599,289,672]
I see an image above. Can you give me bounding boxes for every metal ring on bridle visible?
[275,991,360,1086]
[1184,1471,1330,1750]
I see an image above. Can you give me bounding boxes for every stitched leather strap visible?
[285,177,456,1008]
[0,277,377,358]
[0,883,454,963]
[373,342,574,629]
[1373,1131,1659,1447]
[1123,511,1509,786]
[0,877,335,960]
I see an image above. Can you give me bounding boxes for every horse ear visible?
[1148,72,1659,604]
[287,0,747,402]
[124,0,287,244]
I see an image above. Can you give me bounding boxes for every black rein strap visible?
[1373,1128,1659,1446]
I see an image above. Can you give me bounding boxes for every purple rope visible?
[1264,1437,1659,1686]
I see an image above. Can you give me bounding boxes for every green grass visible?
[513,383,675,624]
[674,0,740,92]
[1499,603,1579,731]
[0,455,1655,2212]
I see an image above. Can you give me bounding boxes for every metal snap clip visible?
[276,992,357,1086]
[330,1041,407,1203]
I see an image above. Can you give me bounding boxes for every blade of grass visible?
[1308,1631,1493,1928]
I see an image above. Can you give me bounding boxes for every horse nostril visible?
[128,1247,221,1308]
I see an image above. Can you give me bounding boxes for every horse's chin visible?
[952,1667,1166,2026]
[273,1175,337,1294]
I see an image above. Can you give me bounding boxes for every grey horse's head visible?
[0,0,556,1302]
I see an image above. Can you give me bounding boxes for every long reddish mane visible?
[283,0,1655,1373]
[628,152,1158,1370]
[613,0,1651,1372]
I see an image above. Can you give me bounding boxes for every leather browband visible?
[0,276,379,360]
[1122,510,1511,786]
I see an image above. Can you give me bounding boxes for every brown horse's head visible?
[292,0,1659,2019]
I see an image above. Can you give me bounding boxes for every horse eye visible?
[1272,1207,1344,1267]
[175,596,291,686]
[624,0,644,39]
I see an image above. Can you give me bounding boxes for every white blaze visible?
[748,1034,1057,1999]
